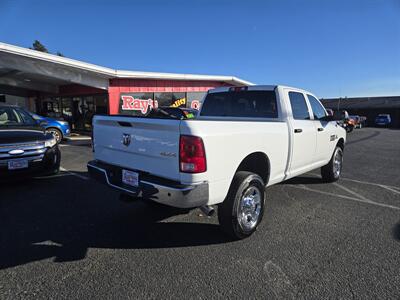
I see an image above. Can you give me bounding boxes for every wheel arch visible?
[337,138,345,151]
[234,152,270,185]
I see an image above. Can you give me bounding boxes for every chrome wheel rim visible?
[48,129,61,143]
[333,149,343,177]
[237,186,262,231]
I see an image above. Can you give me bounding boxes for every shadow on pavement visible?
[0,173,230,270]
[282,175,324,185]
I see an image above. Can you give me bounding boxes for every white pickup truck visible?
[88,85,346,239]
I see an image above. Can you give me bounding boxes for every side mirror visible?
[333,111,344,121]
[320,112,342,122]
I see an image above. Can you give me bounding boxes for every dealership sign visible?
[121,95,158,114]
[120,93,202,115]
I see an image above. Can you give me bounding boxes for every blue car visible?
[375,114,391,127]
[28,112,70,143]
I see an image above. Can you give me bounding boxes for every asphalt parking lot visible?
[1,128,399,299]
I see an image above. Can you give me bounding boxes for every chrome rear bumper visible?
[87,160,209,208]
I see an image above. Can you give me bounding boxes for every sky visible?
[0,0,399,98]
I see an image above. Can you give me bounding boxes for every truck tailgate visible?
[93,115,181,181]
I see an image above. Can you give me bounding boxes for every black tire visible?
[46,128,63,143]
[218,171,266,240]
[321,146,343,183]
[46,147,61,175]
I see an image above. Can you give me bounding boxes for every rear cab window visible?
[200,90,278,118]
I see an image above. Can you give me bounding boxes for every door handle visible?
[294,128,303,133]
[317,127,324,132]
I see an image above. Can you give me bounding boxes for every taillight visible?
[179,135,206,173]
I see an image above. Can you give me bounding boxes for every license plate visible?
[122,169,139,187]
[8,159,28,170]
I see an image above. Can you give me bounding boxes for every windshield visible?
[0,106,37,127]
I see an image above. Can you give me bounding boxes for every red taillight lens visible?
[179,135,206,173]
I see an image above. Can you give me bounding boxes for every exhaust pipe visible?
[199,205,215,217]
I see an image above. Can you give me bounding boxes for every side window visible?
[307,95,326,120]
[288,92,310,120]
[17,109,36,125]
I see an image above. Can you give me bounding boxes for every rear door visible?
[286,90,317,176]
[93,116,181,181]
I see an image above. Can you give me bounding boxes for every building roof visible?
[321,96,400,109]
[0,42,253,90]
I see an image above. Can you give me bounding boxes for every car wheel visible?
[218,171,265,240]
[46,128,63,143]
[321,146,343,183]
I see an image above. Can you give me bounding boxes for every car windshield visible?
[0,106,37,127]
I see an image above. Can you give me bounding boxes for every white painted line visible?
[340,177,400,193]
[264,261,296,299]
[286,184,400,211]
[309,173,400,195]
[333,182,372,202]
[380,185,400,195]
[60,167,89,180]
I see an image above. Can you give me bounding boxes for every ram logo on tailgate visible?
[122,133,131,146]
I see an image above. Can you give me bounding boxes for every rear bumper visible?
[87,160,209,208]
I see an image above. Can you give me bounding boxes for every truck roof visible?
[208,85,318,98]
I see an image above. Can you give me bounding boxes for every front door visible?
[286,90,317,177]
[307,94,336,164]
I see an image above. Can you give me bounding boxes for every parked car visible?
[349,115,362,129]
[88,85,346,239]
[28,112,70,143]
[375,114,391,127]
[359,116,367,127]
[337,110,354,133]
[0,104,61,179]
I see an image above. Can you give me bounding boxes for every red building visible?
[0,42,251,132]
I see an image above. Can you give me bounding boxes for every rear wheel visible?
[218,171,265,240]
[321,146,343,183]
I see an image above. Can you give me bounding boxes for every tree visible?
[56,51,64,57]
[31,40,49,53]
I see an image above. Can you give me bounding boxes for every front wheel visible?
[321,146,343,183]
[218,171,266,240]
